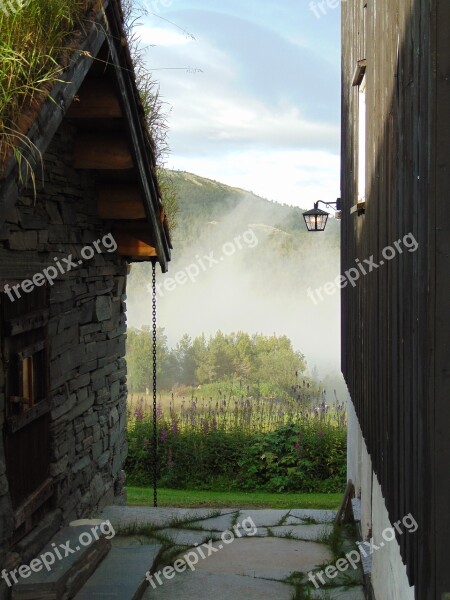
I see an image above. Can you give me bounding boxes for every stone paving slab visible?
[310,585,366,599]
[236,509,289,528]
[12,526,110,600]
[142,571,295,600]
[188,527,269,540]
[269,523,333,541]
[285,509,337,524]
[188,537,333,581]
[91,507,364,600]
[187,513,238,532]
[156,528,213,547]
[111,535,163,548]
[234,526,269,538]
[74,546,162,600]
[98,506,229,530]
[192,528,269,538]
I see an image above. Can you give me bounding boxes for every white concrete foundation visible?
[347,397,416,600]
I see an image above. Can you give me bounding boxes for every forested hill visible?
[165,169,340,253]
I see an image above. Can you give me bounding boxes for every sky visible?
[136,0,341,209]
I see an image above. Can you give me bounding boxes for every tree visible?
[175,334,197,385]
[126,326,178,392]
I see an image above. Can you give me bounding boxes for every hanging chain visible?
[152,260,158,508]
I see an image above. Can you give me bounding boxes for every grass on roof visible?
[0,0,179,231]
[0,0,92,167]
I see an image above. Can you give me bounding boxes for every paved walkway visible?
[97,506,366,599]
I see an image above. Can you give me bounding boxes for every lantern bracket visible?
[314,199,341,212]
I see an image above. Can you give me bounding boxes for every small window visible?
[11,345,47,414]
[351,61,367,215]
[1,285,49,424]
[19,356,35,411]
[357,74,366,203]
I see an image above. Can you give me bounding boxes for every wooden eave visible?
[0,0,171,272]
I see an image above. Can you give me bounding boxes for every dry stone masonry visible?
[0,122,129,581]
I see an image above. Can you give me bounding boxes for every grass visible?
[126,487,342,510]
[0,0,178,228]
[0,0,93,168]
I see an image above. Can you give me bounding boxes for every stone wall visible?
[0,121,129,578]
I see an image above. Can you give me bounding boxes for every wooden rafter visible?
[73,134,134,170]
[66,78,122,119]
[97,184,145,219]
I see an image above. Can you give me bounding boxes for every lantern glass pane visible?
[303,215,313,231]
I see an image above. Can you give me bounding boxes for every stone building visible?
[0,0,171,579]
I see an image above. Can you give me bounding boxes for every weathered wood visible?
[113,222,157,256]
[97,184,145,219]
[352,60,367,86]
[66,78,122,119]
[335,480,355,526]
[115,221,156,242]
[14,477,53,529]
[115,232,157,257]
[433,1,450,596]
[341,1,443,598]
[104,7,170,271]
[73,134,134,170]
[7,399,51,434]
[0,255,51,281]
[8,309,49,337]
[114,222,157,256]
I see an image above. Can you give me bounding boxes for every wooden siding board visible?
[434,0,450,595]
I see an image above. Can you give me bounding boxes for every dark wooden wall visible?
[341,1,449,598]
[433,0,450,595]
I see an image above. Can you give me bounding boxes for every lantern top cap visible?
[302,206,330,217]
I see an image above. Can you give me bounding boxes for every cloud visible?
[140,12,340,163]
[167,94,339,153]
[135,24,194,47]
[144,11,340,113]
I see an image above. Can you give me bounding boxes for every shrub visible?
[125,404,347,493]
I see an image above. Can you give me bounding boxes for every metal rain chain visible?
[151,260,158,507]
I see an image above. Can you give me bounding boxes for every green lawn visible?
[126,487,342,510]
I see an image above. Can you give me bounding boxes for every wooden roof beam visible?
[66,78,122,119]
[97,184,146,219]
[73,134,134,170]
[114,222,158,257]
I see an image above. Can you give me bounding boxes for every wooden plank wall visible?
[340,1,446,598]
[433,1,450,597]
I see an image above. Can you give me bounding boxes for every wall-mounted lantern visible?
[303,199,342,232]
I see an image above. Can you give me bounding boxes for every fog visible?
[127,194,344,385]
